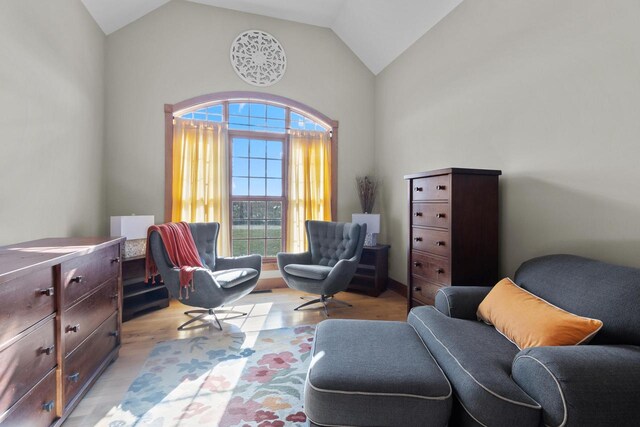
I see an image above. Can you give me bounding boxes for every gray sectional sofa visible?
[307,254,640,426]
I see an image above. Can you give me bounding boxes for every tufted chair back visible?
[306,221,364,267]
[188,222,219,270]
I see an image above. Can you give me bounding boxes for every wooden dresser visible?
[0,237,124,426]
[404,168,501,310]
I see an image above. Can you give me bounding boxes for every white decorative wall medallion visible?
[230,30,287,87]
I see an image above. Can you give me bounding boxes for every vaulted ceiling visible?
[81,0,462,75]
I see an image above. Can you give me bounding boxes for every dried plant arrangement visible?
[356,176,378,213]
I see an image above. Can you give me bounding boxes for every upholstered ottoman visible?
[305,319,452,427]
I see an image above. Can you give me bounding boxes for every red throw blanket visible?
[145,222,203,299]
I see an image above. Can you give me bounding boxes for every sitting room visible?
[1,1,639,426]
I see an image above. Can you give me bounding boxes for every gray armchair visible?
[277,220,366,316]
[149,222,261,330]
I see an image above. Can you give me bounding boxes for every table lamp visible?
[110,215,155,258]
[351,213,380,246]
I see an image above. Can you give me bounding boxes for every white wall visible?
[105,0,375,223]
[375,0,640,283]
[0,0,106,245]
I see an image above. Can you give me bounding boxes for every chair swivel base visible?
[294,294,352,317]
[178,308,247,331]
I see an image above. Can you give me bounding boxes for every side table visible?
[347,244,390,297]
[122,255,170,321]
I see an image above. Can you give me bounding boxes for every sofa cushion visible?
[477,278,603,349]
[283,264,333,280]
[210,268,258,289]
[515,254,640,346]
[306,319,452,427]
[408,306,541,427]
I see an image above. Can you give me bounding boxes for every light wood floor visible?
[63,288,407,426]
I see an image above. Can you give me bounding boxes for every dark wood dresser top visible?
[0,237,125,285]
[404,167,502,180]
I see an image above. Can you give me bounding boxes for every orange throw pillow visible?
[477,278,603,350]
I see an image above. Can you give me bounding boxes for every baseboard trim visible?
[388,278,407,297]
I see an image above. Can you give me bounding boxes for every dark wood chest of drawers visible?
[404,168,501,310]
[0,237,124,426]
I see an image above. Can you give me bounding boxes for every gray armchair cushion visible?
[307,220,362,266]
[512,345,640,427]
[283,264,333,280]
[515,254,640,345]
[434,286,492,320]
[408,306,541,427]
[211,268,258,289]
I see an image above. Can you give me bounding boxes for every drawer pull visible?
[67,324,80,333]
[42,401,55,412]
[111,257,120,264]
[435,241,446,246]
[413,262,422,267]
[68,372,80,383]
[414,287,422,292]
[414,187,423,192]
[39,287,55,297]
[436,185,446,190]
[413,212,423,217]
[414,237,423,242]
[70,275,84,283]
[110,330,120,338]
[435,268,444,274]
[436,213,446,218]
[41,345,55,356]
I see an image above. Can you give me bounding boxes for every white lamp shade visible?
[110,215,155,240]
[351,213,380,234]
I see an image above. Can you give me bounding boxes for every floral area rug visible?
[99,326,315,427]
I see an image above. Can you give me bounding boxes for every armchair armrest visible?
[277,251,312,269]
[434,286,491,319]
[512,345,640,427]
[216,254,262,273]
[321,257,359,294]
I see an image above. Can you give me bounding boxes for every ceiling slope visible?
[81,0,462,74]
[81,0,171,35]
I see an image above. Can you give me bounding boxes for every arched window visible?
[164,92,338,260]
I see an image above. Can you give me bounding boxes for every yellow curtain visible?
[171,118,231,255]
[286,130,332,252]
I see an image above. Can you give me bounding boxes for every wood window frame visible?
[164,91,339,256]
[228,131,287,263]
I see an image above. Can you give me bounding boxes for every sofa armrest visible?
[434,286,491,319]
[512,345,640,427]
[215,254,262,273]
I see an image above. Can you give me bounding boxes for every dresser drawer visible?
[0,268,55,346]
[412,203,450,229]
[412,175,450,201]
[64,278,118,356]
[64,312,119,407]
[62,245,120,308]
[0,318,56,415]
[411,278,446,306]
[412,228,450,257]
[0,368,57,427]
[411,252,450,285]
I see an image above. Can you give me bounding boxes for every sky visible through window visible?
[180,102,327,132]
[231,138,282,197]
